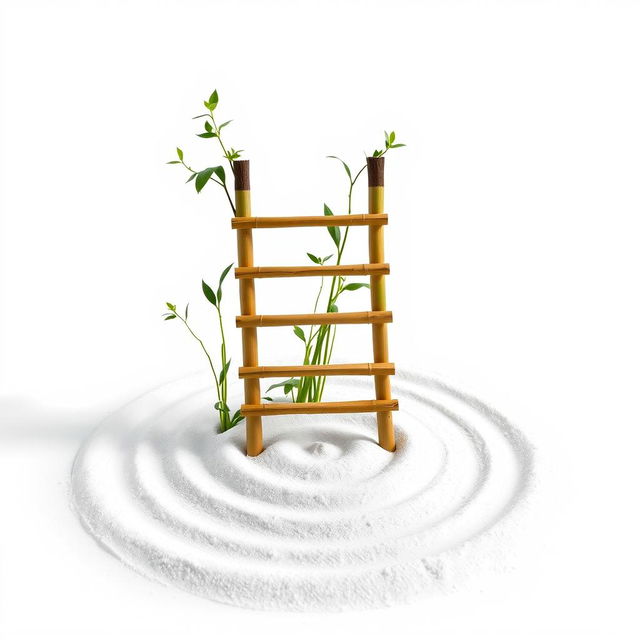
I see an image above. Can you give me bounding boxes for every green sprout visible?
[162,263,242,432]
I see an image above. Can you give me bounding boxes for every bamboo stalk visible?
[236,310,392,328]
[233,160,263,456]
[231,214,387,229]
[239,362,396,378]
[241,398,399,417]
[367,156,396,452]
[235,263,390,279]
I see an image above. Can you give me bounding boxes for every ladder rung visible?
[241,399,399,417]
[231,214,388,229]
[235,263,390,279]
[238,362,396,378]
[236,310,392,328]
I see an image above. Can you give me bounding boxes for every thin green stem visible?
[216,303,228,404]
[174,310,225,426]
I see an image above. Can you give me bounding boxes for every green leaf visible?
[389,131,396,144]
[266,378,299,393]
[208,89,219,108]
[202,279,217,306]
[230,409,244,426]
[343,282,370,291]
[390,143,406,148]
[218,120,232,129]
[225,148,243,161]
[197,132,217,139]
[219,359,231,385]
[217,262,233,301]
[184,303,189,320]
[322,255,333,263]
[163,314,176,320]
[324,203,341,248]
[204,120,212,133]
[186,173,197,183]
[195,167,215,193]
[166,160,181,164]
[176,147,183,161]
[212,166,225,183]
[327,155,352,180]
[293,326,306,342]
[329,303,338,312]
[384,131,390,148]
[307,252,320,264]
[166,302,176,311]
[219,262,233,285]
[214,401,229,412]
[262,396,274,402]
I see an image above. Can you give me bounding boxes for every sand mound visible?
[70,371,534,611]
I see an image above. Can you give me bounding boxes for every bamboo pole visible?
[239,362,396,378]
[367,156,396,452]
[233,160,263,456]
[231,214,387,229]
[241,398,399,417]
[236,310,392,328]
[235,263,390,279]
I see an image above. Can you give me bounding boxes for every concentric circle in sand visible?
[71,370,534,611]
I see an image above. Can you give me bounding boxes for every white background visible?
[1,0,639,638]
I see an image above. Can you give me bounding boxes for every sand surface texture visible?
[71,370,534,611]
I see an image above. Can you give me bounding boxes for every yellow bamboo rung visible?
[235,263,390,279]
[236,310,392,328]
[241,398,399,417]
[231,214,388,229]
[239,362,396,379]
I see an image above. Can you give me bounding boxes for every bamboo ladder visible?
[232,157,398,456]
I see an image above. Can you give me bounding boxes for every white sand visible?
[70,370,535,611]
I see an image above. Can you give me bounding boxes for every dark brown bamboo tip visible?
[233,160,250,191]
[366,156,385,187]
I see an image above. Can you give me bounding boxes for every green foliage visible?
[167,89,240,214]
[202,280,217,306]
[324,204,341,248]
[166,92,406,425]
[163,270,241,432]
[343,282,369,291]
[164,90,247,431]
[268,130,406,404]
[217,263,233,302]
[195,167,215,193]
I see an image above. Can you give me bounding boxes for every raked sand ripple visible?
[71,370,535,611]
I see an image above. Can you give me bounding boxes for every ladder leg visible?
[367,157,396,452]
[234,160,263,456]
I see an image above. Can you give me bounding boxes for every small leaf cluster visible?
[167,89,242,212]
[204,89,219,111]
[162,301,179,321]
[306,252,333,265]
[372,130,405,157]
